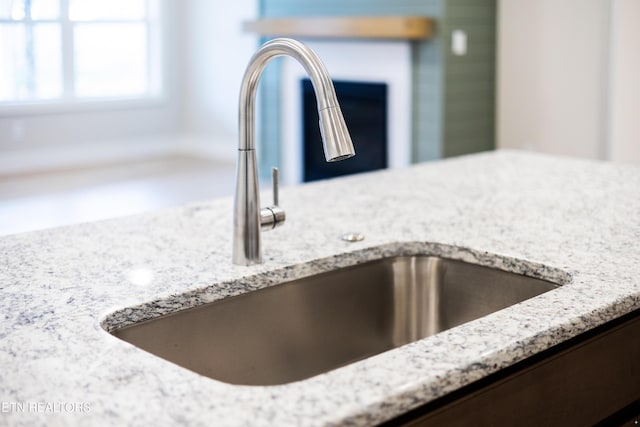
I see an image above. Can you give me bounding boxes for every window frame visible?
[0,0,164,115]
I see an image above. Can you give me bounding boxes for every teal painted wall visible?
[256,0,495,179]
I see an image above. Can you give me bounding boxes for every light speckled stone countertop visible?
[1,150,639,426]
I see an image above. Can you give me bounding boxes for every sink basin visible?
[111,256,559,386]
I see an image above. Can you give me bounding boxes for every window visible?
[0,0,162,105]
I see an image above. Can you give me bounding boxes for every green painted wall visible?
[256,0,495,179]
[441,0,496,157]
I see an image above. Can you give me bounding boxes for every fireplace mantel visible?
[243,16,433,40]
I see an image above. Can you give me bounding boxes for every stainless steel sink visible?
[111,256,559,386]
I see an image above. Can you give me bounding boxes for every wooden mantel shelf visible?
[243,16,434,40]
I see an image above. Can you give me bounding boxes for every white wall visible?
[608,0,640,164]
[497,0,611,160]
[498,0,640,165]
[183,0,258,159]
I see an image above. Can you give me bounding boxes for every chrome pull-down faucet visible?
[233,38,355,266]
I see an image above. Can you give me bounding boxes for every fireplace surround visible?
[281,40,411,185]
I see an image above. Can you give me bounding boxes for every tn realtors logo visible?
[1,401,91,413]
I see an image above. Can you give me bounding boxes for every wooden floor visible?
[0,155,236,236]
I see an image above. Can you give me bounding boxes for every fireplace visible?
[254,6,497,181]
[302,79,387,182]
[281,40,412,185]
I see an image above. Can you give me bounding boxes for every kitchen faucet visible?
[233,38,355,265]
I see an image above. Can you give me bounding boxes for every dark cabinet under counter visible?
[383,309,640,427]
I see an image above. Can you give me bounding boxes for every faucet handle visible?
[260,167,286,231]
[272,167,280,206]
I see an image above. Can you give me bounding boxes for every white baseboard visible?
[0,134,236,176]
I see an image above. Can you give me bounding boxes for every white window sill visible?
[0,95,167,117]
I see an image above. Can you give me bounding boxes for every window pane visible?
[0,0,59,20]
[0,24,25,100]
[69,0,146,21]
[30,0,59,20]
[74,23,148,98]
[0,23,62,101]
[33,23,62,97]
[0,0,25,19]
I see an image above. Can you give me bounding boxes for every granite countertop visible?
[1,150,639,426]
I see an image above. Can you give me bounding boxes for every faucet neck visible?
[238,38,339,151]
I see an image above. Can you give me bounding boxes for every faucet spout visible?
[233,38,355,266]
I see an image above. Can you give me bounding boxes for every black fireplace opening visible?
[302,79,388,182]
